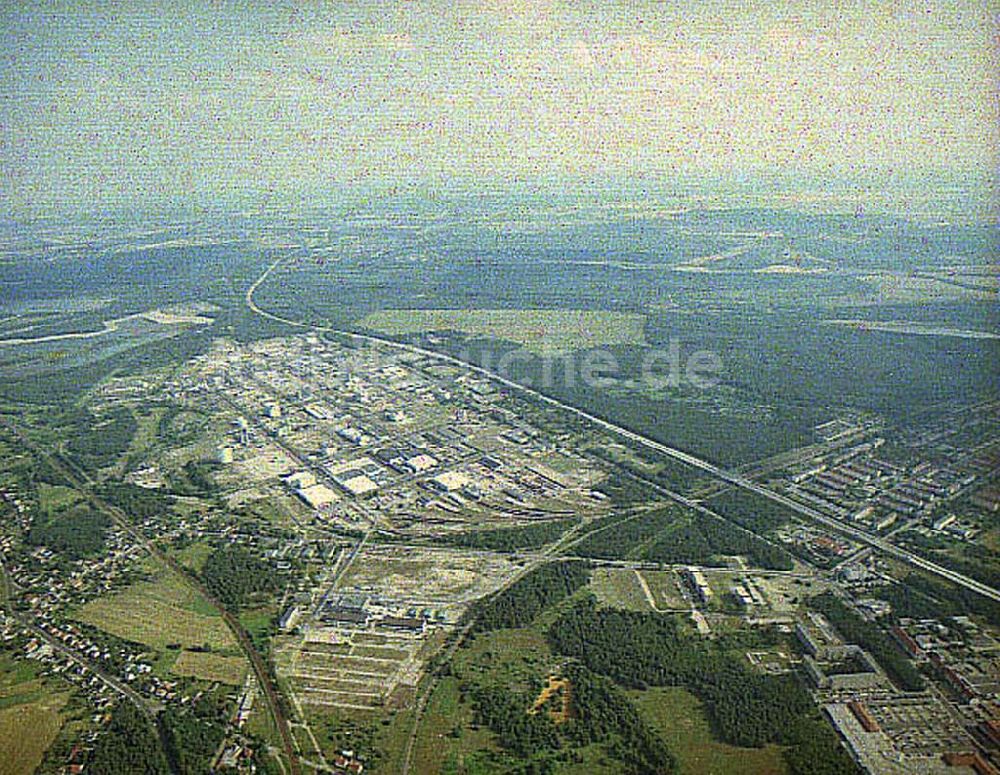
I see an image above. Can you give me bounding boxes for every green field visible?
[37,483,82,511]
[171,650,248,685]
[409,676,499,775]
[0,655,68,775]
[0,702,64,775]
[631,686,787,775]
[359,309,647,354]
[74,567,234,650]
[589,568,654,611]
[170,541,214,573]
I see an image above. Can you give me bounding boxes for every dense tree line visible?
[99,482,175,520]
[88,702,169,775]
[63,407,137,469]
[705,488,799,534]
[162,705,227,775]
[562,665,677,775]
[809,593,924,691]
[643,515,793,570]
[444,519,575,552]
[472,561,590,632]
[546,598,858,774]
[873,575,1000,629]
[202,544,281,610]
[570,509,677,559]
[27,504,109,560]
[471,667,677,775]
[569,507,792,570]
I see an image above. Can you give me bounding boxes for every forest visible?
[62,406,137,470]
[569,508,678,559]
[99,481,175,520]
[201,544,283,610]
[88,702,169,775]
[808,593,925,691]
[27,504,110,560]
[547,598,859,774]
[568,506,793,570]
[643,513,793,570]
[471,666,678,775]
[472,561,590,632]
[704,488,801,535]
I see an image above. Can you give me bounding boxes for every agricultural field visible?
[0,654,70,775]
[359,308,647,355]
[631,686,788,775]
[73,566,234,650]
[171,650,248,685]
[0,701,64,775]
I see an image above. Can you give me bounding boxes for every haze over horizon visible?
[3,0,997,214]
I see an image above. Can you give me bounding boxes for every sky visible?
[2,0,997,213]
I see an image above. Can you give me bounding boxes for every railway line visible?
[247,257,1000,605]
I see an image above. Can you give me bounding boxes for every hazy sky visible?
[2,0,997,212]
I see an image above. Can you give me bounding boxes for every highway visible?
[247,257,1000,604]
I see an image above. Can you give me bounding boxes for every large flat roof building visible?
[297,483,338,509]
[338,474,379,497]
[429,470,471,493]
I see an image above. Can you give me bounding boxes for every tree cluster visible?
[27,504,109,560]
[201,544,281,610]
[547,598,858,774]
[473,561,590,632]
[63,407,137,470]
[88,702,169,775]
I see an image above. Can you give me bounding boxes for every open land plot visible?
[359,308,647,355]
[169,540,214,573]
[219,443,298,485]
[590,568,654,611]
[37,483,83,511]
[751,575,812,614]
[640,570,691,610]
[283,627,425,711]
[74,568,234,650]
[632,686,788,775]
[171,650,248,685]
[338,546,519,601]
[0,698,65,775]
[408,675,499,775]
